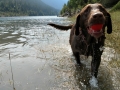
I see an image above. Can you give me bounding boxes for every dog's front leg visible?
[89,43,103,87]
[91,43,102,78]
[73,52,81,65]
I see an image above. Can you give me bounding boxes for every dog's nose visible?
[92,13,103,19]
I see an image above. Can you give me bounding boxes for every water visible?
[0,16,120,90]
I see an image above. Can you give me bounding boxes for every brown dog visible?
[48,3,112,85]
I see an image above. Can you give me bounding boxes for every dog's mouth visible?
[87,24,103,38]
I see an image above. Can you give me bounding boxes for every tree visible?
[60,0,119,15]
[100,0,119,8]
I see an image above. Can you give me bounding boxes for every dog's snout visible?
[92,13,103,19]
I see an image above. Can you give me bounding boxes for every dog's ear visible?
[75,14,81,35]
[106,13,112,34]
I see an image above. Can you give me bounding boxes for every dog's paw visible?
[89,76,98,87]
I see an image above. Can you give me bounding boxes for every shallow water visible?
[0,16,120,90]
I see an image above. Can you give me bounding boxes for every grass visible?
[107,1,120,54]
[105,11,120,67]
[106,11,120,53]
[102,0,120,67]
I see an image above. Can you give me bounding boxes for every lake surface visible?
[0,16,120,90]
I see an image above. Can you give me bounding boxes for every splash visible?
[89,76,98,87]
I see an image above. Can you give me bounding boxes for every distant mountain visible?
[0,0,60,16]
[42,0,68,10]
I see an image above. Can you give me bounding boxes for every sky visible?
[42,0,68,10]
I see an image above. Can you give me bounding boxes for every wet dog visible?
[48,3,112,87]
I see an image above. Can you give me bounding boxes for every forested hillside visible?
[60,0,119,16]
[0,0,59,16]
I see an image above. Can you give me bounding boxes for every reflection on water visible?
[0,16,120,90]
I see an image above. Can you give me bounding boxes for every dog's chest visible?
[72,35,88,54]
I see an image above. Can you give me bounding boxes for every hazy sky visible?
[42,0,68,10]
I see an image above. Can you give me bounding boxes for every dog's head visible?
[75,3,112,38]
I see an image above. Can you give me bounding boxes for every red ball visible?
[90,24,103,31]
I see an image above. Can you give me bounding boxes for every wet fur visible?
[48,3,112,78]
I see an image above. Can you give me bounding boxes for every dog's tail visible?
[47,23,73,31]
